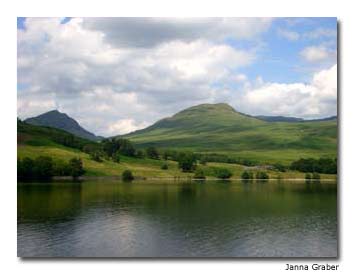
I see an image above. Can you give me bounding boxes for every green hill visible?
[122,103,337,164]
[25,110,101,141]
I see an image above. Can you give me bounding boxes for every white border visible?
[1,0,353,273]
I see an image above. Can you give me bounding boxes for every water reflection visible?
[18,180,337,257]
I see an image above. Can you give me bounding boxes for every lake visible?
[17,180,337,257]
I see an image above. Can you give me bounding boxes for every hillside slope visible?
[25,110,101,141]
[122,103,337,164]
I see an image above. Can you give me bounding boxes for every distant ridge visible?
[25,110,101,141]
[255,115,337,123]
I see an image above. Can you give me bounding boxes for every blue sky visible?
[17,18,337,136]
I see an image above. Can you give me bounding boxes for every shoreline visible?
[17,176,337,184]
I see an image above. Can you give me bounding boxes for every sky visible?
[17,17,337,136]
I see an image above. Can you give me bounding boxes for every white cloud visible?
[17,18,337,137]
[17,18,260,136]
[242,64,337,118]
[83,17,273,47]
[234,74,248,82]
[277,29,300,41]
[108,119,150,135]
[300,45,336,63]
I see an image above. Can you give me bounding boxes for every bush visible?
[241,170,253,181]
[69,157,85,179]
[214,167,233,179]
[256,171,269,181]
[113,153,120,163]
[161,163,168,170]
[194,168,206,179]
[122,170,134,181]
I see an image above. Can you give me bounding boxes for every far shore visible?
[20,176,337,184]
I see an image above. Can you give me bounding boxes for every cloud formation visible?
[300,45,336,63]
[17,18,337,136]
[242,64,337,118]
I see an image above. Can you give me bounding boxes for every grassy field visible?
[124,103,337,165]
[17,144,337,181]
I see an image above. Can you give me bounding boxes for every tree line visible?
[18,156,85,180]
[289,158,337,174]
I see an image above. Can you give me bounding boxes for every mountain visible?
[121,103,337,164]
[255,115,337,123]
[255,115,304,122]
[25,110,101,141]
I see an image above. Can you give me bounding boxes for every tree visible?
[194,168,206,180]
[146,147,159,159]
[273,162,286,172]
[117,139,136,157]
[241,170,253,181]
[33,156,53,179]
[213,167,233,179]
[102,139,119,157]
[256,171,269,182]
[69,157,85,179]
[52,160,71,176]
[113,153,120,163]
[122,170,134,181]
[18,157,34,179]
[177,152,197,172]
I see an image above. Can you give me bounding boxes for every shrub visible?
[194,168,206,179]
[256,171,269,181]
[214,167,233,179]
[122,170,134,181]
[241,170,253,181]
[161,163,168,170]
[69,157,85,179]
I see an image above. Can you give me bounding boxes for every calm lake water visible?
[17,180,337,257]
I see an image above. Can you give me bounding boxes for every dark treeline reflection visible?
[18,181,337,257]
